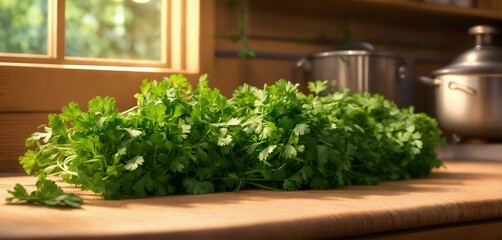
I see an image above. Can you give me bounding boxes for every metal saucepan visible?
[419,25,502,140]
[296,43,412,107]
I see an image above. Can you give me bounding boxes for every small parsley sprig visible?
[6,177,82,208]
[8,74,444,206]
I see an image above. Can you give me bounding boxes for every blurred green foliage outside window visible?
[66,0,162,60]
[0,0,48,54]
[0,0,163,60]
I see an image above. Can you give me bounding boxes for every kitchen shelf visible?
[252,0,502,30]
[363,0,502,20]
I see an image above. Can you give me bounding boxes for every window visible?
[0,0,214,113]
[0,0,201,72]
[0,0,48,55]
[65,0,163,61]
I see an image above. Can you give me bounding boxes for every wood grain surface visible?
[0,160,501,239]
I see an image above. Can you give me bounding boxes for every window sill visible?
[0,61,196,74]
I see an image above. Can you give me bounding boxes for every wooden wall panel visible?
[213,58,301,97]
[0,66,201,113]
[0,113,48,172]
[214,0,487,57]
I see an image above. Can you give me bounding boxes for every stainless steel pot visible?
[419,25,502,140]
[296,43,412,107]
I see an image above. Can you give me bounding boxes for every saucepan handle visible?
[418,76,442,87]
[448,81,477,95]
[398,66,407,80]
[295,57,311,72]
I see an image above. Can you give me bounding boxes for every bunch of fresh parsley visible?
[7,74,444,207]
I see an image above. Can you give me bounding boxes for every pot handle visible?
[398,66,407,80]
[448,81,477,95]
[295,57,311,72]
[418,76,441,86]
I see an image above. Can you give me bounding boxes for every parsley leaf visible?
[6,178,82,208]
[124,156,145,171]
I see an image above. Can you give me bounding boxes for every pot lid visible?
[307,42,404,59]
[434,25,502,75]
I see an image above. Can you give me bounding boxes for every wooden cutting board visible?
[1,160,501,239]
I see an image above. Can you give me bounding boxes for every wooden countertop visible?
[1,160,501,239]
